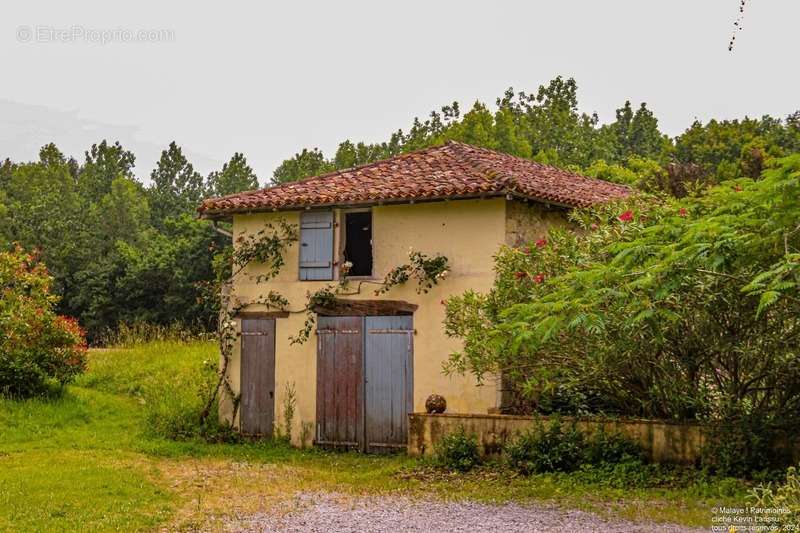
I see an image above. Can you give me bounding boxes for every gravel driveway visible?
[224,492,705,532]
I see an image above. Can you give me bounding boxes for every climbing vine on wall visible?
[200,219,298,426]
[375,249,450,295]
[291,249,450,344]
[200,227,451,425]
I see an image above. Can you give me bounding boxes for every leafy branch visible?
[291,250,451,344]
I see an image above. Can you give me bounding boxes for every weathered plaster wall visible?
[224,198,528,446]
[504,200,567,248]
[408,413,707,465]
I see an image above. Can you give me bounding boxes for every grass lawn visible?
[0,340,749,531]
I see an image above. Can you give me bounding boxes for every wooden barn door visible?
[239,318,276,436]
[315,315,413,452]
[364,316,414,452]
[315,316,364,449]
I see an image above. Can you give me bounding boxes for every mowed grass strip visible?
[0,450,172,532]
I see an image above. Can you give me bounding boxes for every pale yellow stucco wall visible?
[221,198,562,446]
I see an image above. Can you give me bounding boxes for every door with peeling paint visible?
[315,315,413,452]
[240,318,276,436]
[364,316,414,452]
[315,316,364,448]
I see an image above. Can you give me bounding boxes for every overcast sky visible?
[1,1,798,185]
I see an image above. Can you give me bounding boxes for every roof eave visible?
[197,192,507,220]
[199,190,585,220]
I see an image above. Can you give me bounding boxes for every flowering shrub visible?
[445,154,800,467]
[0,246,87,397]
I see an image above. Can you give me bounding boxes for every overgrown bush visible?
[506,419,585,474]
[750,466,800,528]
[446,156,800,474]
[141,355,218,440]
[140,353,240,443]
[0,247,87,398]
[701,416,790,479]
[585,428,646,465]
[507,420,646,475]
[435,426,481,472]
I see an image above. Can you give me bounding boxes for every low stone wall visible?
[408,412,706,464]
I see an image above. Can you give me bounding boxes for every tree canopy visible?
[1,143,260,341]
[3,75,799,348]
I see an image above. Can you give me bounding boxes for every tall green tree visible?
[333,138,403,169]
[78,140,136,200]
[4,145,86,292]
[90,177,151,250]
[493,106,532,158]
[148,142,207,222]
[208,152,259,197]
[272,147,333,184]
[606,101,669,161]
[445,102,498,149]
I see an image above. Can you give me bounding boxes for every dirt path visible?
[223,492,704,532]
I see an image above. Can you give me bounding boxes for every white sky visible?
[1,0,798,185]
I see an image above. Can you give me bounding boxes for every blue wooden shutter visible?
[299,211,334,280]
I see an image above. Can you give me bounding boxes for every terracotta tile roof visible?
[198,141,630,217]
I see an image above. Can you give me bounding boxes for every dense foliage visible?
[0,247,87,397]
[272,77,800,196]
[506,420,644,475]
[444,156,800,463]
[751,466,800,527]
[0,142,258,341]
[506,419,586,474]
[434,426,481,472]
[3,76,799,347]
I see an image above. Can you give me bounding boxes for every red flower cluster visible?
[514,271,528,280]
[678,208,688,217]
[535,238,547,248]
[533,273,545,284]
[617,210,634,222]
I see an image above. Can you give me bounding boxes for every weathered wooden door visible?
[315,316,363,448]
[364,316,414,452]
[240,318,276,436]
[315,315,413,452]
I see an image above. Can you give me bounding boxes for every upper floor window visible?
[342,210,373,277]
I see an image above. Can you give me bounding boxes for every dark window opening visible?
[343,211,373,277]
